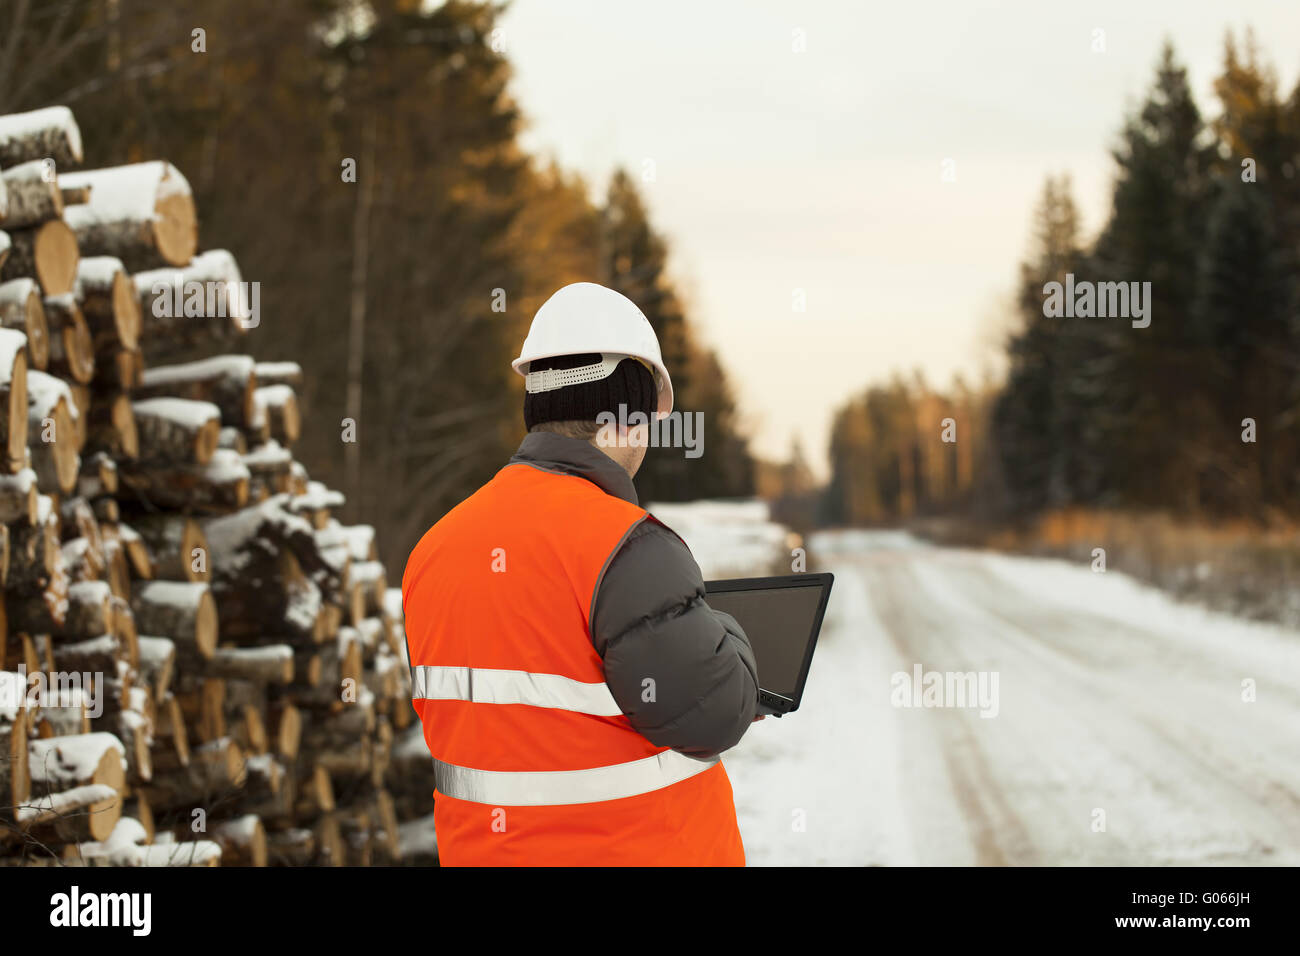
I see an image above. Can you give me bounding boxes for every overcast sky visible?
[497,0,1300,477]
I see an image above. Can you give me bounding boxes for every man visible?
[401,281,760,866]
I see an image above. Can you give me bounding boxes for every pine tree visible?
[597,170,754,503]
[1092,42,1216,511]
[994,175,1092,513]
[1195,31,1300,513]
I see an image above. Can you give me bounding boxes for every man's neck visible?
[589,438,638,478]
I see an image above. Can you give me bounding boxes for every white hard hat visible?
[512,282,674,419]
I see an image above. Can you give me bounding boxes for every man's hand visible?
[752,715,765,722]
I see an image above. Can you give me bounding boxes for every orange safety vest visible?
[401,461,747,866]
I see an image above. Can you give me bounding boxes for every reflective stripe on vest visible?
[412,665,623,716]
[431,749,720,807]
[412,665,719,805]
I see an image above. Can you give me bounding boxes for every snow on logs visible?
[24,733,125,842]
[202,496,341,642]
[0,468,37,525]
[0,672,32,812]
[61,161,197,272]
[0,159,64,229]
[0,107,84,172]
[119,446,249,513]
[131,581,218,661]
[0,111,82,294]
[0,278,49,370]
[0,102,417,867]
[132,398,220,465]
[134,250,251,358]
[136,354,256,428]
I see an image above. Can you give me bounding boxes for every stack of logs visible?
[0,105,438,866]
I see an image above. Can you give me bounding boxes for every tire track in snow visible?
[866,552,1047,864]
[896,545,1300,864]
[704,527,1300,865]
[922,555,1300,862]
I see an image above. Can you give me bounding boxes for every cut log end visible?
[152,190,198,267]
[31,220,79,296]
[3,347,28,470]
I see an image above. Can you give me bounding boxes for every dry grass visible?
[916,509,1300,628]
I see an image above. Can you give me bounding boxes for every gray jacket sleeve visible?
[590,517,759,760]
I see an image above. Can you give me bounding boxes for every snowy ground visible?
[648,499,791,577]
[655,507,1300,866]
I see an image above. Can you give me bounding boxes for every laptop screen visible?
[704,583,827,700]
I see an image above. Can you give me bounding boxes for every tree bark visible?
[130,581,217,661]
[129,514,208,583]
[135,353,256,427]
[0,106,83,170]
[0,278,48,371]
[254,385,300,445]
[84,392,138,461]
[132,250,251,358]
[73,256,140,354]
[132,397,220,466]
[42,292,94,384]
[0,159,62,228]
[118,449,249,513]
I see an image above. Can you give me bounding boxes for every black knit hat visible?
[523,353,657,431]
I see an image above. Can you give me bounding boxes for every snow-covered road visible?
[711,529,1300,866]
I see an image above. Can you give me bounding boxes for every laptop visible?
[704,573,834,717]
